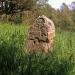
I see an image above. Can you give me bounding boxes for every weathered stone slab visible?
[26,15,55,53]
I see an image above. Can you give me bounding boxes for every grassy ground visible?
[0,23,75,75]
[55,30,75,75]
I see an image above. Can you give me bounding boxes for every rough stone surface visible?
[27,15,55,53]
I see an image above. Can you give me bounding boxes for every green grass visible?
[0,23,75,75]
[54,30,75,75]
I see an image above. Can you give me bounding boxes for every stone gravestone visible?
[27,15,55,53]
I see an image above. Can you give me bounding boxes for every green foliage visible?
[0,24,75,75]
[0,0,75,32]
[14,15,22,24]
[32,2,75,31]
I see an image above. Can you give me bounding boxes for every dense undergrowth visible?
[0,23,75,75]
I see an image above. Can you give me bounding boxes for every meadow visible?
[0,23,75,75]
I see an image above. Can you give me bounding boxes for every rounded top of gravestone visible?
[36,15,55,27]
